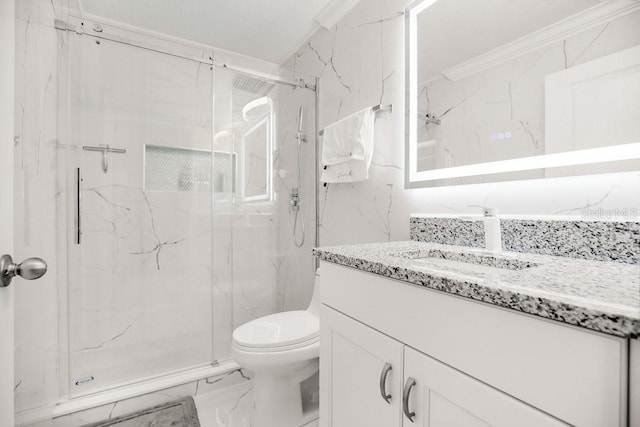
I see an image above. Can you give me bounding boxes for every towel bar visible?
[318,104,392,136]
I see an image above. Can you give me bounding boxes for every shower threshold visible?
[53,361,239,421]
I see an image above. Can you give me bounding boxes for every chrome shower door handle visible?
[379,362,392,404]
[403,377,416,423]
[0,254,48,288]
[76,167,82,244]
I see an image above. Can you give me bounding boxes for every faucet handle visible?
[482,207,498,217]
[468,205,498,217]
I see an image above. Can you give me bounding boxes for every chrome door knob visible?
[0,254,48,288]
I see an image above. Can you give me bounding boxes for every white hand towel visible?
[321,107,374,166]
[321,157,371,183]
[321,107,375,183]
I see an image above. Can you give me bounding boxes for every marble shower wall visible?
[284,0,640,249]
[274,84,318,312]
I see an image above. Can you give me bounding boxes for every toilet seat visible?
[232,310,319,352]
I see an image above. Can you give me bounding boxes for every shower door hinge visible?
[54,18,83,34]
[54,19,68,31]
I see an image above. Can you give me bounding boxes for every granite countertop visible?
[313,241,640,338]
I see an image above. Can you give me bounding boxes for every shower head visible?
[233,73,275,96]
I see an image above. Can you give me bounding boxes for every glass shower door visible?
[66,33,216,395]
[212,67,318,336]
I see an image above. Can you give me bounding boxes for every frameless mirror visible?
[405,0,640,188]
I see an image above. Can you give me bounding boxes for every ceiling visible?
[79,0,350,64]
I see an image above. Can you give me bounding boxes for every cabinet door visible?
[320,305,404,427]
[402,347,569,427]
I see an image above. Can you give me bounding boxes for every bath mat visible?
[85,396,200,427]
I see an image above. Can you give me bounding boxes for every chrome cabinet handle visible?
[0,255,48,288]
[379,362,392,403]
[403,377,416,423]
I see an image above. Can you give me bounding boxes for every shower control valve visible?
[290,188,301,213]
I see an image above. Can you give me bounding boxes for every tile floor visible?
[26,380,318,427]
[194,381,319,427]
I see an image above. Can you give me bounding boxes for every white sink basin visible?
[389,248,540,274]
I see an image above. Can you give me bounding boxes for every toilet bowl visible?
[231,270,321,427]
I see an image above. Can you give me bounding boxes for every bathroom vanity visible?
[314,241,639,427]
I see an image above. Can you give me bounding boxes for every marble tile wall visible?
[283,0,640,250]
[274,84,318,312]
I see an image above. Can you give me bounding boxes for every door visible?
[65,32,216,395]
[320,305,403,427]
[1,0,16,425]
[402,347,569,427]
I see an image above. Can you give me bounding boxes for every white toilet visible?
[231,270,321,427]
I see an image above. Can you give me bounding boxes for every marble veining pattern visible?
[410,216,640,264]
[286,0,640,257]
[313,241,640,337]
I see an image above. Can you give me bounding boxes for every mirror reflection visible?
[406,0,640,187]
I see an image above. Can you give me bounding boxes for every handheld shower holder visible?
[296,130,307,143]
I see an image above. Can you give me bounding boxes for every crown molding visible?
[441,1,640,82]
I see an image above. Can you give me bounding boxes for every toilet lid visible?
[233,310,319,349]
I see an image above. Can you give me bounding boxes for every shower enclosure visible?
[48,17,318,399]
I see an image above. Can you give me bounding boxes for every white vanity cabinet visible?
[402,346,567,427]
[319,262,630,427]
[321,306,567,427]
[320,306,403,426]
